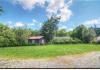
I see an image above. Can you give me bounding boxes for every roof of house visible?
[28,36,44,40]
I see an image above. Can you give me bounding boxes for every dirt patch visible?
[0,52,100,68]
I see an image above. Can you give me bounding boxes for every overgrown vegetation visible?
[0,23,99,47]
[0,24,16,47]
[14,28,32,46]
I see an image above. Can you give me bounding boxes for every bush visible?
[0,24,16,47]
[92,40,100,44]
[51,37,82,44]
[70,38,82,44]
[96,40,100,44]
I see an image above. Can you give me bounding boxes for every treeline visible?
[0,16,100,47]
[0,23,40,47]
[52,25,100,44]
[0,16,60,47]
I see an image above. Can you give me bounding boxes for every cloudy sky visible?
[0,0,100,31]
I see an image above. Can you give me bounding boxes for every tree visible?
[40,16,60,43]
[0,6,3,15]
[56,29,68,37]
[71,25,86,41]
[71,25,96,43]
[0,23,16,47]
[83,28,96,43]
[14,28,32,46]
[31,30,40,36]
[94,28,100,36]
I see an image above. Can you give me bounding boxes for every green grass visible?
[0,44,100,59]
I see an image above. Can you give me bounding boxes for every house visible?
[28,36,45,45]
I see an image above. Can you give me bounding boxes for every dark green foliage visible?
[40,16,60,43]
[96,40,100,44]
[14,28,32,46]
[0,23,41,47]
[31,30,40,36]
[95,28,100,36]
[92,37,100,44]
[56,29,68,37]
[71,25,96,43]
[71,25,87,41]
[0,24,16,47]
[83,28,96,43]
[92,40,100,44]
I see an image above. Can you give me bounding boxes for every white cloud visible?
[7,21,12,24]
[57,6,72,22]
[15,22,25,27]
[58,25,73,32]
[6,21,14,28]
[33,19,37,23]
[27,19,42,28]
[58,25,67,30]
[13,19,42,29]
[83,18,100,27]
[13,0,46,10]
[47,0,65,15]
[67,28,73,31]
[33,19,42,26]
[67,0,73,7]
[47,0,73,22]
[12,0,73,22]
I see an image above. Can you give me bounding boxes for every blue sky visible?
[0,0,100,31]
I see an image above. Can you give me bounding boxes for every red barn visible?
[28,36,45,45]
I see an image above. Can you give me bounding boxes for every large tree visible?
[84,28,96,43]
[40,16,60,43]
[0,23,16,47]
[71,25,96,43]
[72,25,88,41]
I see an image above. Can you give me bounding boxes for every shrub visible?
[96,40,100,44]
[92,40,100,44]
[70,38,82,44]
[51,37,82,44]
[0,24,16,47]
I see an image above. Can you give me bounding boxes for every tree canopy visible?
[0,24,16,47]
[56,29,68,37]
[71,25,96,43]
[40,16,60,43]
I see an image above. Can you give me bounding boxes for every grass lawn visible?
[0,44,100,59]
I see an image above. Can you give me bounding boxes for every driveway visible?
[0,52,100,68]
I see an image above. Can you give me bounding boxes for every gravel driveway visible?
[0,52,100,68]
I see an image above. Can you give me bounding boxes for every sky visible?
[0,0,100,31]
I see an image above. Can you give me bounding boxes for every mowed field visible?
[0,44,100,59]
